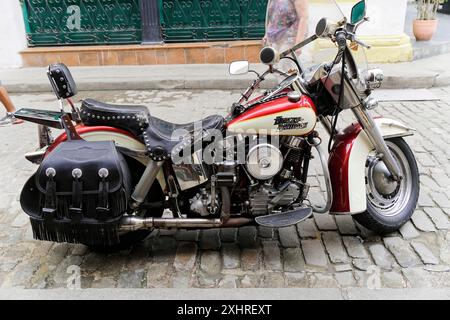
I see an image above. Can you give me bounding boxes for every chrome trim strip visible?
[382,133,414,139]
[24,149,47,164]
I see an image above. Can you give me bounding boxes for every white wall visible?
[0,0,27,68]
[357,0,408,36]
[308,0,408,36]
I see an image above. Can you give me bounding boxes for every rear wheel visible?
[353,138,419,234]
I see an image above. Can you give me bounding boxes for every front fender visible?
[328,118,414,214]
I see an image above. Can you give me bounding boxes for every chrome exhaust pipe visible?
[120,216,252,231]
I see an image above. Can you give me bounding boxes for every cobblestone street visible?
[1,86,450,290]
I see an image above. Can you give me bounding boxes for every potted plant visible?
[413,0,447,41]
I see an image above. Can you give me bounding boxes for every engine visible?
[185,136,310,217]
[249,182,301,215]
[245,137,310,215]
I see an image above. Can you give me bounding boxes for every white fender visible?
[78,130,167,191]
[329,118,415,214]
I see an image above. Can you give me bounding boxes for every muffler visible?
[120,216,252,231]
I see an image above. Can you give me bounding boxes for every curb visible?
[4,78,280,93]
[413,42,450,61]
[435,74,450,88]
[3,75,444,93]
[381,74,439,89]
[2,61,448,93]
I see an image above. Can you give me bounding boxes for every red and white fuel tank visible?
[226,94,317,136]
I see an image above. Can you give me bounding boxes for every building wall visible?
[0,0,27,68]
[4,0,412,68]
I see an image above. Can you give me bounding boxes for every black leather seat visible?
[81,99,150,137]
[144,114,224,160]
[80,99,224,160]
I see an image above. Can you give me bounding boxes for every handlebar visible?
[352,37,371,49]
[234,14,374,110]
[280,34,318,58]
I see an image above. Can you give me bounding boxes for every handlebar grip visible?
[335,31,347,50]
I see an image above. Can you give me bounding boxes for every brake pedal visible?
[255,206,313,228]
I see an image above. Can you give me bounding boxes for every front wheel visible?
[353,137,419,234]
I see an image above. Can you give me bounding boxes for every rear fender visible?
[48,126,167,190]
[328,118,414,214]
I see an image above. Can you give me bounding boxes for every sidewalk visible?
[1,288,450,300]
[1,53,450,93]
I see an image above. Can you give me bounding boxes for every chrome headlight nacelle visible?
[363,96,379,110]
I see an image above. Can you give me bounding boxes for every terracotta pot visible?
[413,19,438,41]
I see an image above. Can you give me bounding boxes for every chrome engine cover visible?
[249,182,301,215]
[246,143,283,180]
[172,149,208,191]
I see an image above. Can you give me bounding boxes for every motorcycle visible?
[15,0,419,249]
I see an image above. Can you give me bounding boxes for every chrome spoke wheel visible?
[355,137,419,234]
[365,141,413,217]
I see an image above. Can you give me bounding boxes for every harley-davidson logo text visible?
[274,116,308,130]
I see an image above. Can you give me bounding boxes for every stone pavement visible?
[0,87,450,290]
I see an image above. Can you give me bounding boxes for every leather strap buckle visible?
[96,168,110,219]
[42,167,57,220]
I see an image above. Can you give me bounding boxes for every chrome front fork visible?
[352,106,402,181]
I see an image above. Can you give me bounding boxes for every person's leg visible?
[0,86,16,113]
[0,85,23,125]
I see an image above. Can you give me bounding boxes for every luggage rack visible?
[14,108,65,129]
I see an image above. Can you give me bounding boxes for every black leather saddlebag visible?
[20,140,131,246]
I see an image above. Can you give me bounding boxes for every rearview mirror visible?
[229,61,249,75]
[350,0,366,25]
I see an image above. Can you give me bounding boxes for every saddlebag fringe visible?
[30,217,121,246]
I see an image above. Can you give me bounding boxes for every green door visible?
[21,0,142,46]
[159,0,268,42]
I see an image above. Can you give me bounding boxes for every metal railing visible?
[21,0,142,46]
[159,0,267,42]
[20,0,267,46]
